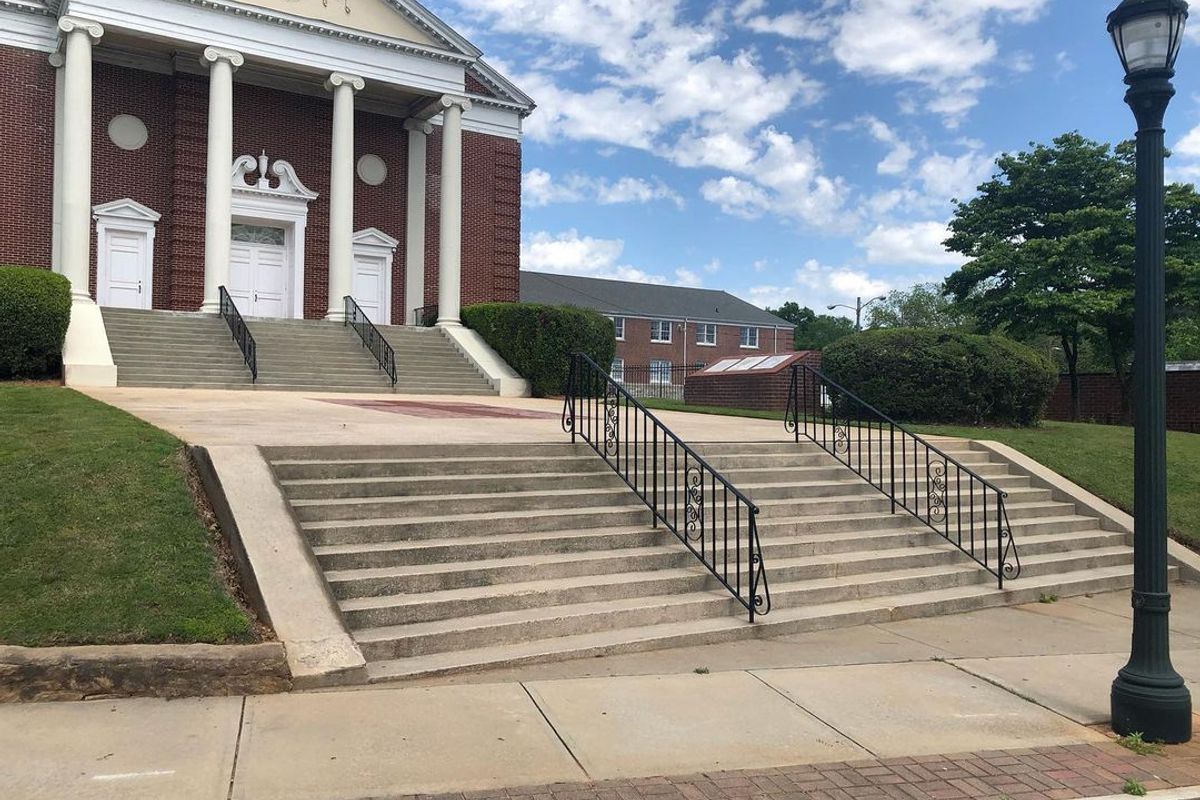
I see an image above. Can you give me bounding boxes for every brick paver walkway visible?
[401,737,1200,800]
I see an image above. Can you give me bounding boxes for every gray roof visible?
[519,271,795,329]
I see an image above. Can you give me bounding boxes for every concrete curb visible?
[1082,789,1200,800]
[969,439,1200,582]
[193,445,368,688]
[0,642,289,702]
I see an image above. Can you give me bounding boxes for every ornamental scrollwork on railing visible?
[1000,517,1022,580]
[603,383,619,457]
[751,551,771,615]
[928,459,948,523]
[833,423,850,454]
[684,467,704,541]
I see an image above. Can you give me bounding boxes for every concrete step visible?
[279,471,630,500]
[270,454,606,480]
[756,502,1086,536]
[289,486,645,522]
[302,505,654,546]
[362,565,1157,683]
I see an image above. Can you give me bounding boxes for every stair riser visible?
[757,489,1054,518]
[330,550,697,599]
[1017,551,1132,578]
[304,508,653,546]
[342,572,715,629]
[268,444,592,461]
[743,478,1034,501]
[281,472,626,500]
[315,530,671,570]
[720,463,1015,483]
[272,458,603,480]
[1013,532,1129,557]
[292,490,645,522]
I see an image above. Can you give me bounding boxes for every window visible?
[611,358,625,383]
[740,326,759,348]
[696,323,717,346]
[612,316,625,341]
[650,360,673,385]
[650,319,673,343]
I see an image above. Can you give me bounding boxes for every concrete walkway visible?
[6,585,1200,800]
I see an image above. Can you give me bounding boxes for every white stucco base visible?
[62,300,117,387]
[439,324,530,397]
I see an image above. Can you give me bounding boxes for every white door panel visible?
[228,244,254,309]
[100,230,150,309]
[352,253,387,322]
[227,231,289,318]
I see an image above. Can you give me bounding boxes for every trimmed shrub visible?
[0,266,71,380]
[462,302,616,397]
[820,328,1058,426]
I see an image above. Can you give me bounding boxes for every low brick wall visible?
[684,352,820,412]
[1045,370,1200,432]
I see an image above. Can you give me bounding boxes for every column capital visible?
[58,16,104,43]
[404,118,433,135]
[201,46,245,71]
[326,72,365,93]
[438,94,473,113]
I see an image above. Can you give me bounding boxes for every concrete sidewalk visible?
[6,586,1200,800]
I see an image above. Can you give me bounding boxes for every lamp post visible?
[1108,0,1192,743]
[827,295,886,332]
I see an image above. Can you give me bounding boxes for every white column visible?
[403,119,431,325]
[200,47,244,313]
[58,17,102,300]
[325,72,365,322]
[436,95,471,326]
[50,51,65,274]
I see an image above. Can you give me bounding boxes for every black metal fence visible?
[411,304,438,327]
[784,364,1021,588]
[563,352,770,621]
[615,364,705,401]
[218,285,257,382]
[345,295,397,387]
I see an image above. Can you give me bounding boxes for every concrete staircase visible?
[265,439,1158,683]
[102,307,253,389]
[377,324,496,395]
[100,309,496,394]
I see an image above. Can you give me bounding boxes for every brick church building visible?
[1,0,532,383]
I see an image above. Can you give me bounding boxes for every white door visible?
[352,252,388,323]
[100,229,151,309]
[229,224,289,318]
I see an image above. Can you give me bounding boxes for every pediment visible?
[233,0,477,55]
[353,227,400,249]
[92,198,162,222]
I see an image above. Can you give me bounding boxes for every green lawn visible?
[647,394,1200,550]
[0,384,254,646]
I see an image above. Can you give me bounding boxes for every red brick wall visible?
[0,48,521,318]
[614,319,794,368]
[683,351,820,412]
[1045,371,1200,432]
[0,46,55,268]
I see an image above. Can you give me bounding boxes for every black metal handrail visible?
[218,286,257,382]
[412,304,438,327]
[563,352,770,621]
[784,364,1021,588]
[344,296,397,387]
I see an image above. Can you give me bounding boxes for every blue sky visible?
[425,0,1200,318]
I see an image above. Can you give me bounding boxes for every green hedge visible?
[0,266,71,380]
[820,329,1058,426]
[462,302,615,397]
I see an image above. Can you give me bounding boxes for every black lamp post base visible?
[1112,674,1193,743]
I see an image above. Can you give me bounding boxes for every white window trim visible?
[649,360,673,385]
[612,316,625,341]
[611,357,625,383]
[696,323,717,347]
[740,326,760,349]
[650,319,673,344]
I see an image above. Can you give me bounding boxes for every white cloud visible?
[830,0,1048,126]
[859,221,964,266]
[1169,125,1200,181]
[700,176,772,220]
[915,150,995,203]
[740,259,891,312]
[523,169,684,209]
[733,0,834,41]
[861,115,916,176]
[521,229,710,287]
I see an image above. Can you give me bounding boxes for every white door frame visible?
[93,198,160,309]
[352,227,400,325]
[231,154,318,319]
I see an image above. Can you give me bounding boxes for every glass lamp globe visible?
[1109,0,1189,75]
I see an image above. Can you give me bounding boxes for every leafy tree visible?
[945,133,1200,421]
[866,283,973,330]
[767,302,856,350]
[1167,317,1200,361]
